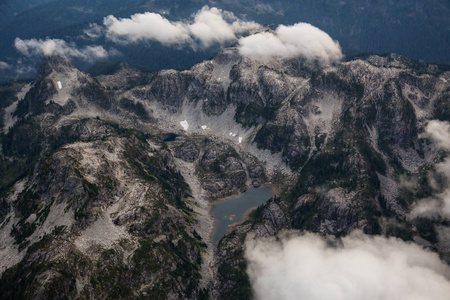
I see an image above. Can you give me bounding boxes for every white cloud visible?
[424,120,450,150]
[104,12,190,45]
[0,61,10,70]
[411,120,450,218]
[189,6,260,47]
[103,6,260,48]
[238,23,343,64]
[245,231,450,300]
[99,7,340,62]
[14,38,110,62]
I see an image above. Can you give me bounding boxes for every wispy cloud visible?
[255,4,275,14]
[14,58,35,75]
[103,6,260,48]
[424,120,450,149]
[238,23,343,64]
[411,120,450,218]
[83,23,104,40]
[0,61,11,70]
[14,37,111,62]
[246,231,450,300]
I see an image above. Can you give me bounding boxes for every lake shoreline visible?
[211,184,275,243]
[210,183,278,205]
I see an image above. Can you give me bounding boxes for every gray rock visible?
[174,141,199,162]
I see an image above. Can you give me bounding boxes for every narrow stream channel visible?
[211,186,273,243]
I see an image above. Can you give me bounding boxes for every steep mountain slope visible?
[0,49,449,299]
[214,54,450,298]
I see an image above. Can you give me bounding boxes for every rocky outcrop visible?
[169,137,267,199]
[198,141,252,198]
[173,140,200,163]
[0,48,449,299]
[0,121,205,299]
[37,55,76,80]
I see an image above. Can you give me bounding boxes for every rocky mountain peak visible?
[0,44,449,299]
[37,54,76,80]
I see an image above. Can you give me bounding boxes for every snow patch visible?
[46,70,80,106]
[238,137,243,144]
[180,120,189,131]
[134,100,292,176]
[201,125,208,130]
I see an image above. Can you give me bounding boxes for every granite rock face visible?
[0,48,449,299]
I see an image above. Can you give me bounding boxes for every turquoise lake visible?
[211,186,273,244]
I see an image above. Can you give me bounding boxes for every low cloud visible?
[189,6,260,47]
[104,12,190,45]
[0,61,11,70]
[411,120,450,218]
[103,6,260,48]
[238,23,343,64]
[424,120,450,149]
[245,231,450,300]
[83,23,104,40]
[14,37,111,62]
[95,7,340,63]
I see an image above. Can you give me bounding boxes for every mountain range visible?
[0,0,449,81]
[0,44,449,298]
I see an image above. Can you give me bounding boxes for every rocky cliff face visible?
[0,48,449,299]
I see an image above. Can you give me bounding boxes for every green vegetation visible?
[414,217,438,244]
[216,244,252,300]
[234,102,281,128]
[208,151,239,175]
[123,138,190,211]
[386,223,414,241]
[119,98,151,121]
[0,235,77,300]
